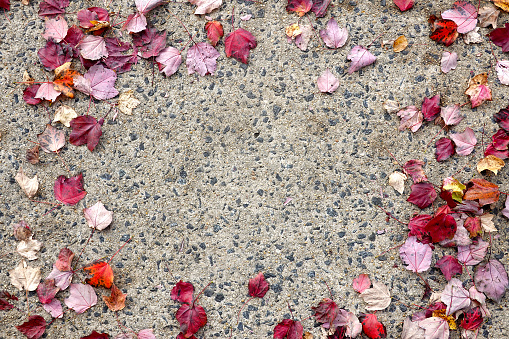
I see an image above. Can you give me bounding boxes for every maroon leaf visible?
[493,107,509,131]
[327,327,347,339]
[489,23,509,52]
[435,137,455,162]
[37,124,65,153]
[38,39,72,71]
[0,0,10,11]
[39,0,69,17]
[37,279,59,304]
[403,159,427,183]
[460,307,483,330]
[69,116,104,152]
[485,143,509,159]
[407,183,437,209]
[311,0,331,17]
[408,214,432,241]
[23,85,42,105]
[422,94,440,121]
[0,298,14,311]
[248,272,269,298]
[359,313,386,339]
[0,291,19,301]
[312,298,338,327]
[54,173,87,205]
[104,38,138,73]
[16,315,46,339]
[171,281,194,304]
[176,333,197,339]
[64,25,84,51]
[81,331,109,339]
[273,319,304,339]
[175,303,207,337]
[225,28,257,64]
[132,27,167,59]
[424,212,457,243]
[492,129,509,150]
[286,0,312,16]
[77,7,110,29]
[436,255,463,281]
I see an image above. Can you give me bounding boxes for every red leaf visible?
[83,261,114,288]
[408,214,432,241]
[39,0,69,17]
[171,281,194,304]
[175,303,207,337]
[205,21,223,47]
[37,279,59,304]
[485,143,509,159]
[403,159,427,183]
[494,107,509,131]
[464,216,482,238]
[429,15,459,46]
[311,0,331,17]
[81,331,110,339]
[16,315,46,339]
[54,173,87,205]
[393,0,413,11]
[464,178,500,206]
[55,248,74,271]
[23,85,43,105]
[436,255,463,281]
[460,307,483,330]
[407,183,437,209]
[286,0,312,16]
[435,138,455,162]
[133,27,167,59]
[273,319,303,339]
[176,333,197,339]
[69,116,104,152]
[248,272,269,298]
[225,28,257,64]
[353,274,371,293]
[38,39,72,71]
[0,298,14,310]
[64,25,85,50]
[359,313,386,339]
[424,212,457,243]
[492,129,509,150]
[312,298,338,327]
[422,94,440,121]
[489,23,509,52]
[0,0,10,11]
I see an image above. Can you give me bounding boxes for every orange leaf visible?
[83,261,113,288]
[53,63,81,98]
[102,284,126,311]
[463,178,500,206]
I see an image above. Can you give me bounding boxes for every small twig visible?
[73,229,95,270]
[107,236,133,264]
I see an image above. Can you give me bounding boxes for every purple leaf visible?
[451,127,477,156]
[42,299,63,318]
[186,42,220,76]
[311,0,331,17]
[458,238,489,266]
[64,283,97,313]
[156,47,182,77]
[441,104,464,126]
[317,69,339,93]
[74,64,119,100]
[319,18,348,49]
[474,259,508,302]
[435,137,455,162]
[441,278,470,315]
[347,45,376,74]
[133,27,167,59]
[399,236,433,273]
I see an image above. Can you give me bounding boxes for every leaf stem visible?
[107,236,132,264]
[73,229,95,270]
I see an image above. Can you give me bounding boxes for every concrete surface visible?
[0,0,508,338]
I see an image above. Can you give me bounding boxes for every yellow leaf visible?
[286,24,302,39]
[442,177,465,202]
[493,0,509,12]
[393,35,408,53]
[477,155,505,174]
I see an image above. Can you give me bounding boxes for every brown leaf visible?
[53,105,77,128]
[393,35,408,52]
[464,73,492,108]
[13,221,32,241]
[493,0,509,13]
[15,168,38,198]
[17,238,43,261]
[118,90,140,115]
[477,155,505,174]
[478,6,500,28]
[26,145,40,164]
[37,124,65,153]
[464,178,500,206]
[102,284,126,311]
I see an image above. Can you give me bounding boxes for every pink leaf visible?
[225,28,257,64]
[47,265,73,290]
[319,18,348,49]
[422,94,441,121]
[37,279,59,304]
[403,159,427,183]
[74,64,119,100]
[123,13,147,33]
[189,0,222,15]
[273,319,303,339]
[311,0,330,17]
[186,42,220,76]
[353,274,371,293]
[496,60,509,85]
[317,69,339,93]
[474,259,508,302]
[77,7,109,29]
[137,329,157,339]
[135,0,166,14]
[55,248,74,271]
[442,1,478,34]
[419,317,449,339]
[399,236,433,273]
[35,83,61,102]
[42,299,63,318]
[42,16,68,42]
[393,0,413,11]
[54,173,87,205]
[397,106,423,132]
[435,137,455,162]
[84,201,113,230]
[64,283,97,313]
[435,255,462,281]
[38,0,69,17]
[441,51,457,73]
[450,127,477,156]
[240,14,252,21]
[441,278,470,315]
[79,35,108,60]
[37,124,65,153]
[458,238,489,266]
[347,45,376,74]
[502,195,509,218]
[407,182,437,209]
[156,47,182,76]
[440,104,464,126]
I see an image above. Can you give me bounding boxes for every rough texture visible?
[0,0,508,338]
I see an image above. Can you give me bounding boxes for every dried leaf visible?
[478,5,499,28]
[465,73,492,108]
[17,238,43,260]
[474,259,508,302]
[347,45,376,73]
[360,282,391,311]
[320,18,348,49]
[103,284,127,311]
[317,69,339,93]
[84,261,114,288]
[37,124,65,153]
[15,168,39,198]
[463,27,483,44]
[53,105,77,127]
[388,171,406,194]
[477,155,505,174]
[464,178,500,206]
[441,51,457,73]
[84,201,113,231]
[480,213,497,232]
[397,106,423,132]
[10,260,41,291]
[393,35,408,52]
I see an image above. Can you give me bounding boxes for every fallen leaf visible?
[133,27,167,59]
[37,279,59,304]
[400,236,433,272]
[225,28,257,64]
[360,282,391,311]
[42,16,68,43]
[496,60,509,85]
[81,331,110,339]
[23,85,42,105]
[436,255,462,281]
[54,248,74,272]
[397,106,423,132]
[103,284,127,311]
[450,128,477,156]
[479,5,499,27]
[407,182,437,209]
[38,39,72,71]
[460,307,483,331]
[13,221,32,241]
[393,35,408,52]
[53,63,81,99]
[15,168,39,198]
[402,317,424,339]
[104,37,138,73]
[458,238,489,266]
[502,195,509,218]
[311,0,330,17]
[393,0,413,11]
[477,155,505,174]
[359,313,386,339]
[317,69,339,93]
[494,107,509,131]
[171,281,194,304]
[186,42,220,76]
[54,173,87,205]
[408,214,432,241]
[489,23,509,52]
[137,329,157,339]
[441,278,471,315]
[403,159,427,183]
[35,82,61,102]
[83,201,113,230]
[465,73,492,108]
[441,51,457,73]
[249,272,269,298]
[77,7,110,30]
[38,0,69,17]
[47,265,73,290]
[425,211,457,243]
[65,283,97,313]
[123,0,165,33]
[388,171,406,194]
[205,21,223,46]
[116,90,140,115]
[10,260,41,291]
[353,274,371,294]
[69,115,104,152]
[273,318,303,339]
[464,216,482,237]
[84,261,114,288]
[189,0,221,15]
[474,259,508,302]
[42,299,63,318]
[383,99,399,114]
[78,35,108,60]
[53,105,77,127]
[480,213,497,232]
[347,46,376,74]
[464,178,499,206]
[286,0,312,16]
[435,137,455,162]
[440,104,464,126]
[176,303,208,337]
[294,24,312,51]
[419,317,449,339]
[429,15,459,46]
[442,177,465,203]
[311,298,338,328]
[74,64,119,100]
[442,1,478,34]
[463,27,483,44]
[16,315,46,339]
[17,238,43,260]
[320,18,348,49]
